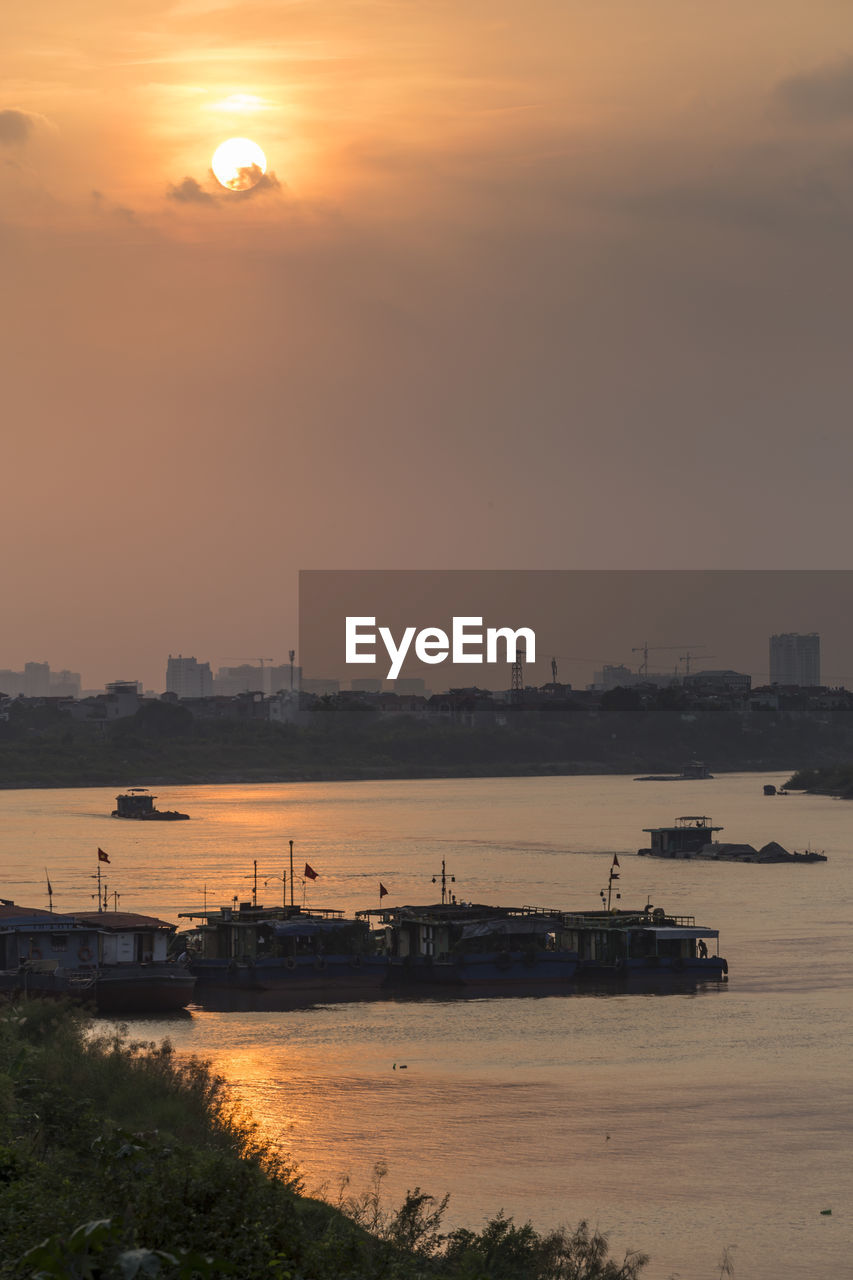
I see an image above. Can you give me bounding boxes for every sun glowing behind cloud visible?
[211,136,267,190]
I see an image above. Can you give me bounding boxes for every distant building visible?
[23,662,50,698]
[683,670,751,693]
[592,664,639,691]
[213,665,264,696]
[394,677,427,696]
[351,678,383,694]
[769,633,820,687]
[50,669,81,698]
[0,670,24,696]
[105,681,142,716]
[301,678,340,696]
[268,663,301,694]
[166,654,213,698]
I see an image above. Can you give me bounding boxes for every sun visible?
[211,137,267,191]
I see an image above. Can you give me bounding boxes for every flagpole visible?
[289,840,294,909]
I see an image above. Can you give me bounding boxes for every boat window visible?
[50,935,69,951]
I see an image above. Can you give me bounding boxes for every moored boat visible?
[361,900,580,989]
[176,902,387,996]
[0,903,196,1012]
[559,904,727,981]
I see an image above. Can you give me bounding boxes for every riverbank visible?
[0,1003,647,1279]
[783,765,853,798]
[4,696,853,790]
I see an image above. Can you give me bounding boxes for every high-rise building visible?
[23,662,50,697]
[50,669,82,698]
[213,664,263,696]
[769,633,820,687]
[166,654,213,698]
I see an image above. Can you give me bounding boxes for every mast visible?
[432,858,455,905]
[289,839,294,908]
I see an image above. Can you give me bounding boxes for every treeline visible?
[5,697,853,788]
[784,765,853,798]
[0,1003,647,1279]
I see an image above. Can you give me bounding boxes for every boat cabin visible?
[114,789,157,817]
[559,906,721,968]
[0,904,174,970]
[641,815,723,857]
[362,902,565,963]
[176,903,370,963]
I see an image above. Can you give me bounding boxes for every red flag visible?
[304,863,318,880]
[379,883,388,898]
[98,848,110,863]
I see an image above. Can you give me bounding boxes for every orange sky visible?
[4,2,853,687]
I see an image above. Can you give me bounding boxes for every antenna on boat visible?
[432,858,455,905]
[600,855,622,911]
[289,840,294,908]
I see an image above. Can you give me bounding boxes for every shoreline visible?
[0,762,802,791]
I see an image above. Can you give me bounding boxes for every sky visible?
[4,2,853,690]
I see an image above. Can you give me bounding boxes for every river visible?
[2,773,850,1278]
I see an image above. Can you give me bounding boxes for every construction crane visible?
[632,642,706,679]
[680,652,715,677]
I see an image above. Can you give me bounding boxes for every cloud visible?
[167,176,216,205]
[777,57,853,121]
[0,109,41,145]
[229,167,282,199]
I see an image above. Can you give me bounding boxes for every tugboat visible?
[112,788,189,820]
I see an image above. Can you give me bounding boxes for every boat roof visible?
[643,816,723,832]
[70,911,174,931]
[649,927,718,939]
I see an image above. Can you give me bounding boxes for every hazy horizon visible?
[5,4,853,687]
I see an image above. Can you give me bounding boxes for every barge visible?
[0,903,196,1012]
[638,815,827,862]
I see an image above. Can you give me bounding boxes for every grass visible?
[0,1001,650,1279]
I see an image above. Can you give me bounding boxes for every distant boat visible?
[635,761,714,782]
[112,788,189,820]
[637,815,826,862]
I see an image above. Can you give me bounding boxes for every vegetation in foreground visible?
[0,1001,648,1279]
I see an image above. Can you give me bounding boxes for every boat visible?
[112,788,189,820]
[638,815,827,862]
[175,902,387,997]
[0,903,196,1012]
[361,900,579,990]
[635,761,714,781]
[559,904,727,980]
